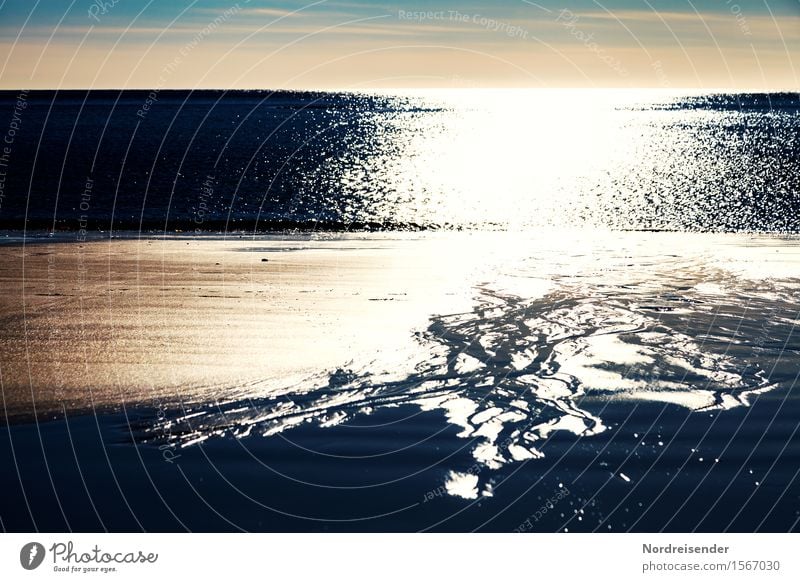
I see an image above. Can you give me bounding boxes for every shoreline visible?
[3,227,800,250]
[2,230,799,422]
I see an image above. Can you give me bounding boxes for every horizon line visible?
[2,86,799,93]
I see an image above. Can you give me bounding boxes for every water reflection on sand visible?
[138,232,800,497]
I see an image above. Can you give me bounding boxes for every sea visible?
[0,89,798,532]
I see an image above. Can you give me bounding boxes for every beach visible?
[1,231,798,531]
[5,230,797,420]
[1,88,799,533]
[2,2,800,574]
[0,233,486,420]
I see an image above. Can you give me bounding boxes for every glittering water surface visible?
[1,90,798,231]
[136,233,800,498]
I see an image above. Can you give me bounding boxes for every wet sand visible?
[0,234,478,421]
[1,231,799,532]
[3,231,799,423]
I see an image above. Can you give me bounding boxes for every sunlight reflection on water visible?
[137,232,800,497]
[299,90,800,231]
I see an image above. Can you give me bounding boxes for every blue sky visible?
[1,0,798,88]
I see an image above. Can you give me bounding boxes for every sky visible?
[0,0,798,89]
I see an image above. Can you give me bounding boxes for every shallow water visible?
[1,232,799,532]
[120,232,800,510]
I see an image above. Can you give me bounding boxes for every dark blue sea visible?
[0,89,799,232]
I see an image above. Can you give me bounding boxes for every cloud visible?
[0,2,796,89]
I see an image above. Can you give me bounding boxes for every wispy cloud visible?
[0,0,796,89]
[195,6,306,18]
